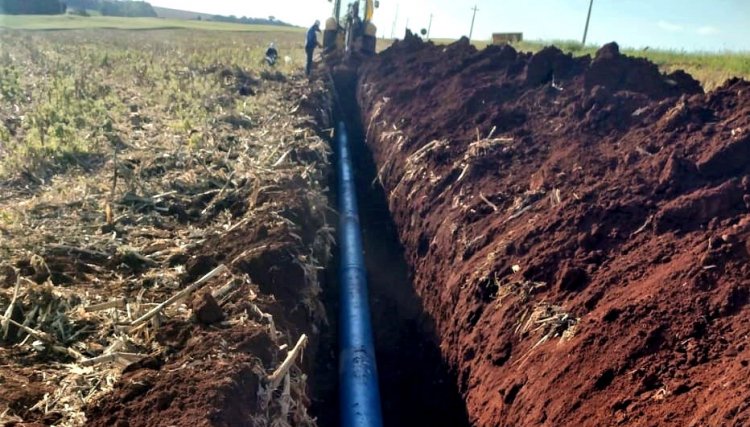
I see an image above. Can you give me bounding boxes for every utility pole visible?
[405,18,409,32]
[582,0,594,46]
[469,5,479,40]
[390,3,399,38]
[426,13,433,39]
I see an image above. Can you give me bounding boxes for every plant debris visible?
[1,31,334,427]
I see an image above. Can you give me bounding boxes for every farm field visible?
[2,13,746,90]
[0,14,303,32]
[1,14,750,427]
[0,29,331,426]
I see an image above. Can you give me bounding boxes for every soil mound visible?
[585,42,703,99]
[358,38,750,426]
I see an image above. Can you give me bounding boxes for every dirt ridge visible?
[358,32,750,426]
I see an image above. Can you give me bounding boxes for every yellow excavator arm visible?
[364,0,375,22]
[324,0,379,54]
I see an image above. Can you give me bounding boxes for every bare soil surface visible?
[358,33,750,426]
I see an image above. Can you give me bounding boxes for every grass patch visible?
[0,30,307,179]
[0,14,303,32]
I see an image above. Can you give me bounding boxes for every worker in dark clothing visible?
[305,20,322,76]
[265,42,278,66]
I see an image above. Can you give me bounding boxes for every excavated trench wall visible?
[357,34,750,426]
[316,66,470,427]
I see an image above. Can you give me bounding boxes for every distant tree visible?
[68,7,90,16]
[0,0,66,14]
[99,1,156,17]
[209,13,290,27]
[65,0,97,10]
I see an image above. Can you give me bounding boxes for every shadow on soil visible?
[309,72,470,427]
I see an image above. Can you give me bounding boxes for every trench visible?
[309,70,470,427]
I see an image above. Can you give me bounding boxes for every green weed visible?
[0,30,307,179]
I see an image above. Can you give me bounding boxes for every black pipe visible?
[336,120,384,427]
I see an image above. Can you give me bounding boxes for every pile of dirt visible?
[358,33,750,426]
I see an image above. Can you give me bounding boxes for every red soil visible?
[358,33,750,426]
[84,207,326,427]
[82,83,333,427]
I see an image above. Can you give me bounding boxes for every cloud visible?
[657,20,683,32]
[697,26,719,35]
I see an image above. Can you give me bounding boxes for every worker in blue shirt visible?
[305,20,322,76]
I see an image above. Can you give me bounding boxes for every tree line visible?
[98,1,156,17]
[1,0,287,25]
[66,0,156,17]
[0,0,66,14]
[210,15,291,27]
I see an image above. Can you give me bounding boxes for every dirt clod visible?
[192,291,224,325]
[557,265,589,292]
[0,264,16,288]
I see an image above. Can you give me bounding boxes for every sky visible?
[148,0,750,51]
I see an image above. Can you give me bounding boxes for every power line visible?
[582,0,594,46]
[469,5,479,40]
[426,13,433,39]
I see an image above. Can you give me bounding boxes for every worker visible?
[305,20,322,76]
[265,42,278,66]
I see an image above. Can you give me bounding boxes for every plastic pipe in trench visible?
[336,121,384,427]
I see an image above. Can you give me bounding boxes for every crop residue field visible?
[0,30,332,426]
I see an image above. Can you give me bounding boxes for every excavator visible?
[323,0,379,55]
